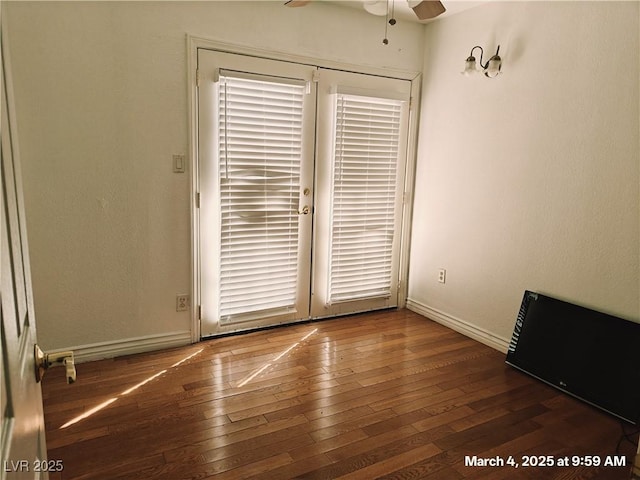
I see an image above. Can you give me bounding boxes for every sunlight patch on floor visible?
[59,348,203,429]
[236,327,318,388]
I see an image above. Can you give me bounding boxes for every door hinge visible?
[306,70,320,95]
[196,69,201,87]
[197,305,202,320]
[196,192,201,208]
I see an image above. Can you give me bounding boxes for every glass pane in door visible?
[218,73,305,322]
[329,93,404,304]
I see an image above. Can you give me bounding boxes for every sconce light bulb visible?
[462,56,478,76]
[485,55,502,78]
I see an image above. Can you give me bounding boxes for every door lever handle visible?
[298,205,310,215]
[35,345,76,384]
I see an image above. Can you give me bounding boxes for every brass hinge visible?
[196,69,201,87]
[197,305,202,320]
[196,192,201,208]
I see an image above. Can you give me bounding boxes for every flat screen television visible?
[506,290,640,425]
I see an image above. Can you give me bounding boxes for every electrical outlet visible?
[438,268,446,284]
[176,294,189,312]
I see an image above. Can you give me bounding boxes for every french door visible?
[312,68,410,319]
[197,49,411,337]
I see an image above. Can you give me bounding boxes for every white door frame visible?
[186,35,421,340]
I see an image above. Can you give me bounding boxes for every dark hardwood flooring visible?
[42,309,639,479]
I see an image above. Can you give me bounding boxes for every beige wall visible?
[8,0,638,357]
[408,1,640,350]
[5,1,424,354]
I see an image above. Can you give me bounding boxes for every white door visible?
[198,50,316,336]
[1,9,50,480]
[197,49,412,336]
[311,68,411,318]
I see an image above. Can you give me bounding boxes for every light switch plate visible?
[173,154,186,173]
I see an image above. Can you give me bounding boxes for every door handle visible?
[35,345,76,384]
[298,205,310,215]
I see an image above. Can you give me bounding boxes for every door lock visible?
[298,205,310,215]
[35,345,76,384]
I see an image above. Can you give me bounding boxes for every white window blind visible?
[328,94,404,304]
[218,72,305,322]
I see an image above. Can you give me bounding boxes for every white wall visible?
[5,1,424,355]
[408,1,640,350]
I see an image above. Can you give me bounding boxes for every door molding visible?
[187,35,421,340]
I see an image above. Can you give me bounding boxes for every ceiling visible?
[333,0,486,23]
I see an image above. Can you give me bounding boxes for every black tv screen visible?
[506,291,640,425]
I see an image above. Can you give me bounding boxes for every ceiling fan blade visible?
[284,0,311,6]
[411,0,446,20]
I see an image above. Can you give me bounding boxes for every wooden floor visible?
[42,309,638,480]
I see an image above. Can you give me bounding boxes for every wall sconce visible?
[462,45,502,78]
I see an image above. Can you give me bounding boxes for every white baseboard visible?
[49,331,193,363]
[52,304,508,363]
[406,298,510,354]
